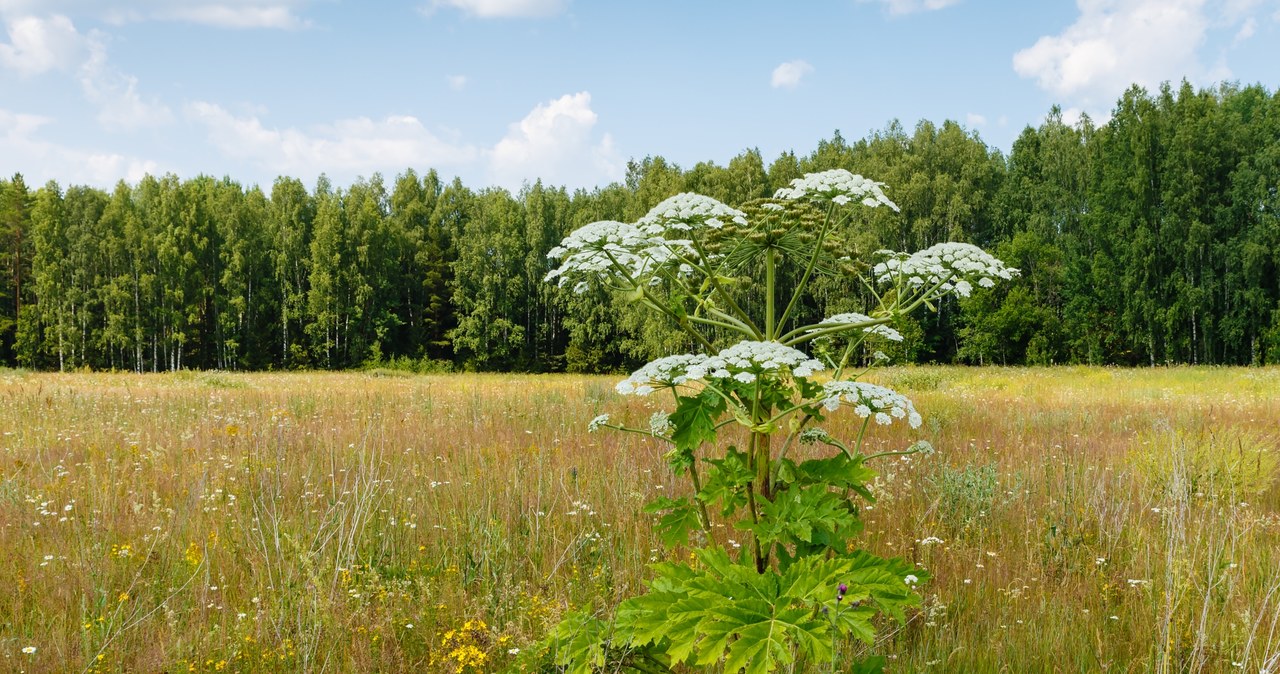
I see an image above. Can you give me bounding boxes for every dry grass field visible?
[1,367,1278,673]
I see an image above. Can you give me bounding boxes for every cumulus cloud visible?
[0,14,172,131]
[0,1,312,29]
[1013,0,1217,107]
[79,38,173,131]
[859,0,961,15]
[186,102,480,178]
[0,14,87,75]
[488,91,622,190]
[770,60,813,89]
[424,0,568,19]
[965,112,987,127]
[0,107,160,184]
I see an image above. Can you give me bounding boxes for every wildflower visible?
[636,192,747,233]
[689,340,825,382]
[836,583,848,602]
[587,414,610,432]
[648,411,673,436]
[616,354,708,395]
[508,647,520,655]
[814,312,904,342]
[545,220,699,291]
[904,574,919,586]
[920,536,944,546]
[774,169,900,211]
[819,380,922,428]
[22,646,36,654]
[873,243,1018,298]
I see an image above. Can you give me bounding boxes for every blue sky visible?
[1,0,1277,192]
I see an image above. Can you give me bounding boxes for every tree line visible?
[0,80,1277,372]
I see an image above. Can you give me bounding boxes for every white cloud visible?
[186,102,480,178]
[149,5,306,29]
[965,112,987,127]
[424,0,568,18]
[0,1,311,29]
[1234,16,1256,41]
[447,74,468,90]
[860,0,960,15]
[0,14,171,131]
[488,91,622,190]
[79,38,173,131]
[0,14,86,75]
[0,107,159,184]
[770,60,813,89]
[1013,0,1214,107]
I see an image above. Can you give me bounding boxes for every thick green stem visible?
[765,249,777,340]
[745,386,769,573]
[686,454,712,535]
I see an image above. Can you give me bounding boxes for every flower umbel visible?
[820,381,923,428]
[774,168,900,211]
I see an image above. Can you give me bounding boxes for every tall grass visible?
[1,367,1277,672]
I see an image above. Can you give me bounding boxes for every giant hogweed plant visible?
[538,170,1017,673]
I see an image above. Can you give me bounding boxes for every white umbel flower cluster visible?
[774,169,900,211]
[616,341,826,395]
[588,413,611,432]
[637,193,748,232]
[544,220,697,292]
[816,312,904,342]
[820,380,923,428]
[616,354,709,395]
[689,340,825,384]
[873,242,1018,298]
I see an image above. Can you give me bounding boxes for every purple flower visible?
[837,583,848,601]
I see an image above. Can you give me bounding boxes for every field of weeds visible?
[2,367,1278,673]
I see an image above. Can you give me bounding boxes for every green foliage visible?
[536,168,993,672]
[927,462,1000,536]
[1131,428,1279,499]
[1,81,1277,371]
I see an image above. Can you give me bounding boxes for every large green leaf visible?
[669,388,727,457]
[699,446,752,516]
[642,496,703,548]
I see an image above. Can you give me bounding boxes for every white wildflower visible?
[648,411,673,436]
[773,169,900,211]
[820,380,922,428]
[22,646,36,654]
[815,312,904,342]
[873,242,1018,299]
[588,414,610,432]
[904,574,919,586]
[637,193,748,234]
[545,220,700,291]
[692,340,825,383]
[616,354,708,395]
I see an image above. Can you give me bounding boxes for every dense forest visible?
[1,81,1278,372]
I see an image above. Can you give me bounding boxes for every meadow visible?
[2,366,1278,673]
